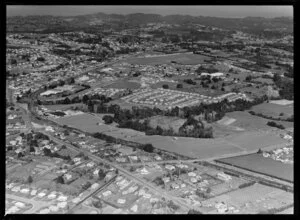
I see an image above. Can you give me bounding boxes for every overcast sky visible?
[7,6,293,18]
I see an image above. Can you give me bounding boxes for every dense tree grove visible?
[249,110,293,122]
[273,74,294,100]
[88,94,267,138]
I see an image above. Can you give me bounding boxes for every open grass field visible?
[223,131,288,151]
[123,53,211,65]
[250,102,293,120]
[225,111,294,131]
[150,81,179,90]
[55,113,113,133]
[217,154,293,182]
[103,80,141,90]
[131,135,244,159]
[56,113,144,139]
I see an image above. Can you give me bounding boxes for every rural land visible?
[6,8,294,215]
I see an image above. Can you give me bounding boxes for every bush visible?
[56,175,65,184]
[266,121,285,129]
[143,143,154,153]
[102,115,114,124]
[176,84,183,89]
[239,181,256,189]
[27,175,33,184]
[61,145,67,149]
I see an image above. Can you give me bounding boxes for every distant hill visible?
[6,12,293,34]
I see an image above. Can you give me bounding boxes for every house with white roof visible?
[165,165,175,171]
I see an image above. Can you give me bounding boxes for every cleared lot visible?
[217,153,293,182]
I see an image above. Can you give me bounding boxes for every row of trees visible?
[93,132,154,153]
[249,110,293,122]
[90,95,267,124]
[111,116,213,138]
[266,121,285,130]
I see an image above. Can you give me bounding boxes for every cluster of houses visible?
[5,200,30,214]
[263,146,293,164]
[122,88,252,109]
[40,85,75,97]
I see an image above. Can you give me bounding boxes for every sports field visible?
[217,154,293,182]
[123,53,211,65]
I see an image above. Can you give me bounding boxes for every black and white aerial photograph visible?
[5,5,294,215]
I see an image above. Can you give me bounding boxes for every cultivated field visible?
[124,53,211,65]
[217,154,293,182]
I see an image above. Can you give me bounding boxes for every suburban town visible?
[6,6,294,215]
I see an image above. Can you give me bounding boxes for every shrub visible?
[176,84,183,89]
[143,143,154,153]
